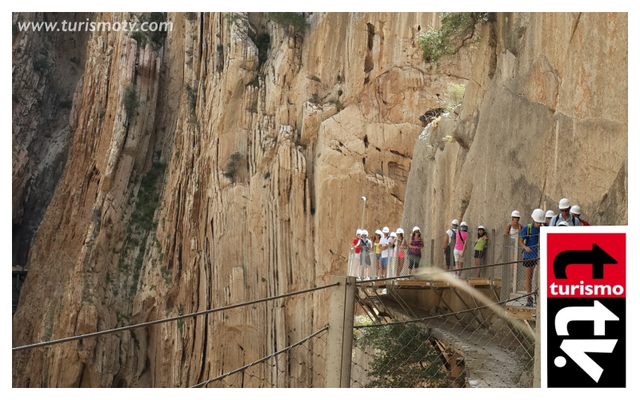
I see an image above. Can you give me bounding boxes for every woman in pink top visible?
[453,221,468,277]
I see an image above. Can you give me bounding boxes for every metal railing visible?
[13,283,338,388]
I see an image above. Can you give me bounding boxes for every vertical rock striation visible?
[402,12,627,268]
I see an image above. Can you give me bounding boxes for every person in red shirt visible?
[352,229,362,276]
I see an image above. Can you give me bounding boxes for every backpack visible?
[448,229,457,249]
[523,224,532,245]
[359,238,370,255]
[553,215,578,226]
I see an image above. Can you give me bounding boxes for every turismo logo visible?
[546,232,625,388]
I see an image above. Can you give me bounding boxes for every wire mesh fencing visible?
[350,287,537,388]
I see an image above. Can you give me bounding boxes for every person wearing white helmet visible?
[570,205,590,226]
[387,232,398,277]
[379,226,391,277]
[504,210,523,238]
[473,225,489,278]
[443,219,459,270]
[549,198,580,226]
[395,228,407,276]
[373,230,383,278]
[453,222,468,277]
[520,209,544,307]
[504,210,522,273]
[544,210,555,226]
[358,230,373,279]
[407,226,424,275]
[352,229,363,272]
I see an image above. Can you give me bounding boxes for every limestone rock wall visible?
[13,12,474,387]
[402,12,627,269]
[12,12,90,266]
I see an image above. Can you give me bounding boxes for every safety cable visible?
[12,282,339,352]
[190,326,329,388]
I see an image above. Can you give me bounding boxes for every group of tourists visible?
[351,197,590,307]
[443,220,488,279]
[351,226,424,279]
[500,198,589,306]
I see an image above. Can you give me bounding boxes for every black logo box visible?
[547,298,625,388]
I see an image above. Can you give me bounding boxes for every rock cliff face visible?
[402,12,627,266]
[12,12,627,388]
[12,12,90,266]
[12,12,477,387]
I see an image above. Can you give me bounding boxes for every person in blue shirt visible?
[519,209,544,307]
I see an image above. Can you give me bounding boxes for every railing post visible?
[430,239,434,265]
[326,276,356,388]
[534,286,541,387]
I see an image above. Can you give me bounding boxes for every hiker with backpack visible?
[520,209,544,307]
[570,205,590,226]
[443,219,458,270]
[549,198,581,226]
[454,221,468,277]
[474,225,488,278]
[359,230,373,279]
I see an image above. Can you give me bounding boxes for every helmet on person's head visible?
[559,198,571,210]
[356,229,362,237]
[451,219,459,228]
[375,229,383,236]
[412,226,421,233]
[531,209,545,223]
[460,221,468,231]
[558,221,569,227]
[478,225,485,231]
[382,226,390,234]
[511,210,521,218]
[570,205,582,216]
[396,228,404,235]
[390,232,397,238]
[361,230,368,237]
[545,210,555,219]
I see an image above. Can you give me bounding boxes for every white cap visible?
[396,228,404,235]
[478,225,485,230]
[558,221,569,226]
[545,210,555,218]
[412,226,420,232]
[511,210,521,218]
[559,198,571,210]
[570,205,581,215]
[375,229,383,236]
[382,226,390,233]
[361,230,368,237]
[531,209,545,223]
[451,219,459,227]
[390,232,397,238]
[356,229,362,236]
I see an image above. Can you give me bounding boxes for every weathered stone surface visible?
[13,11,626,389]
[402,12,627,271]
